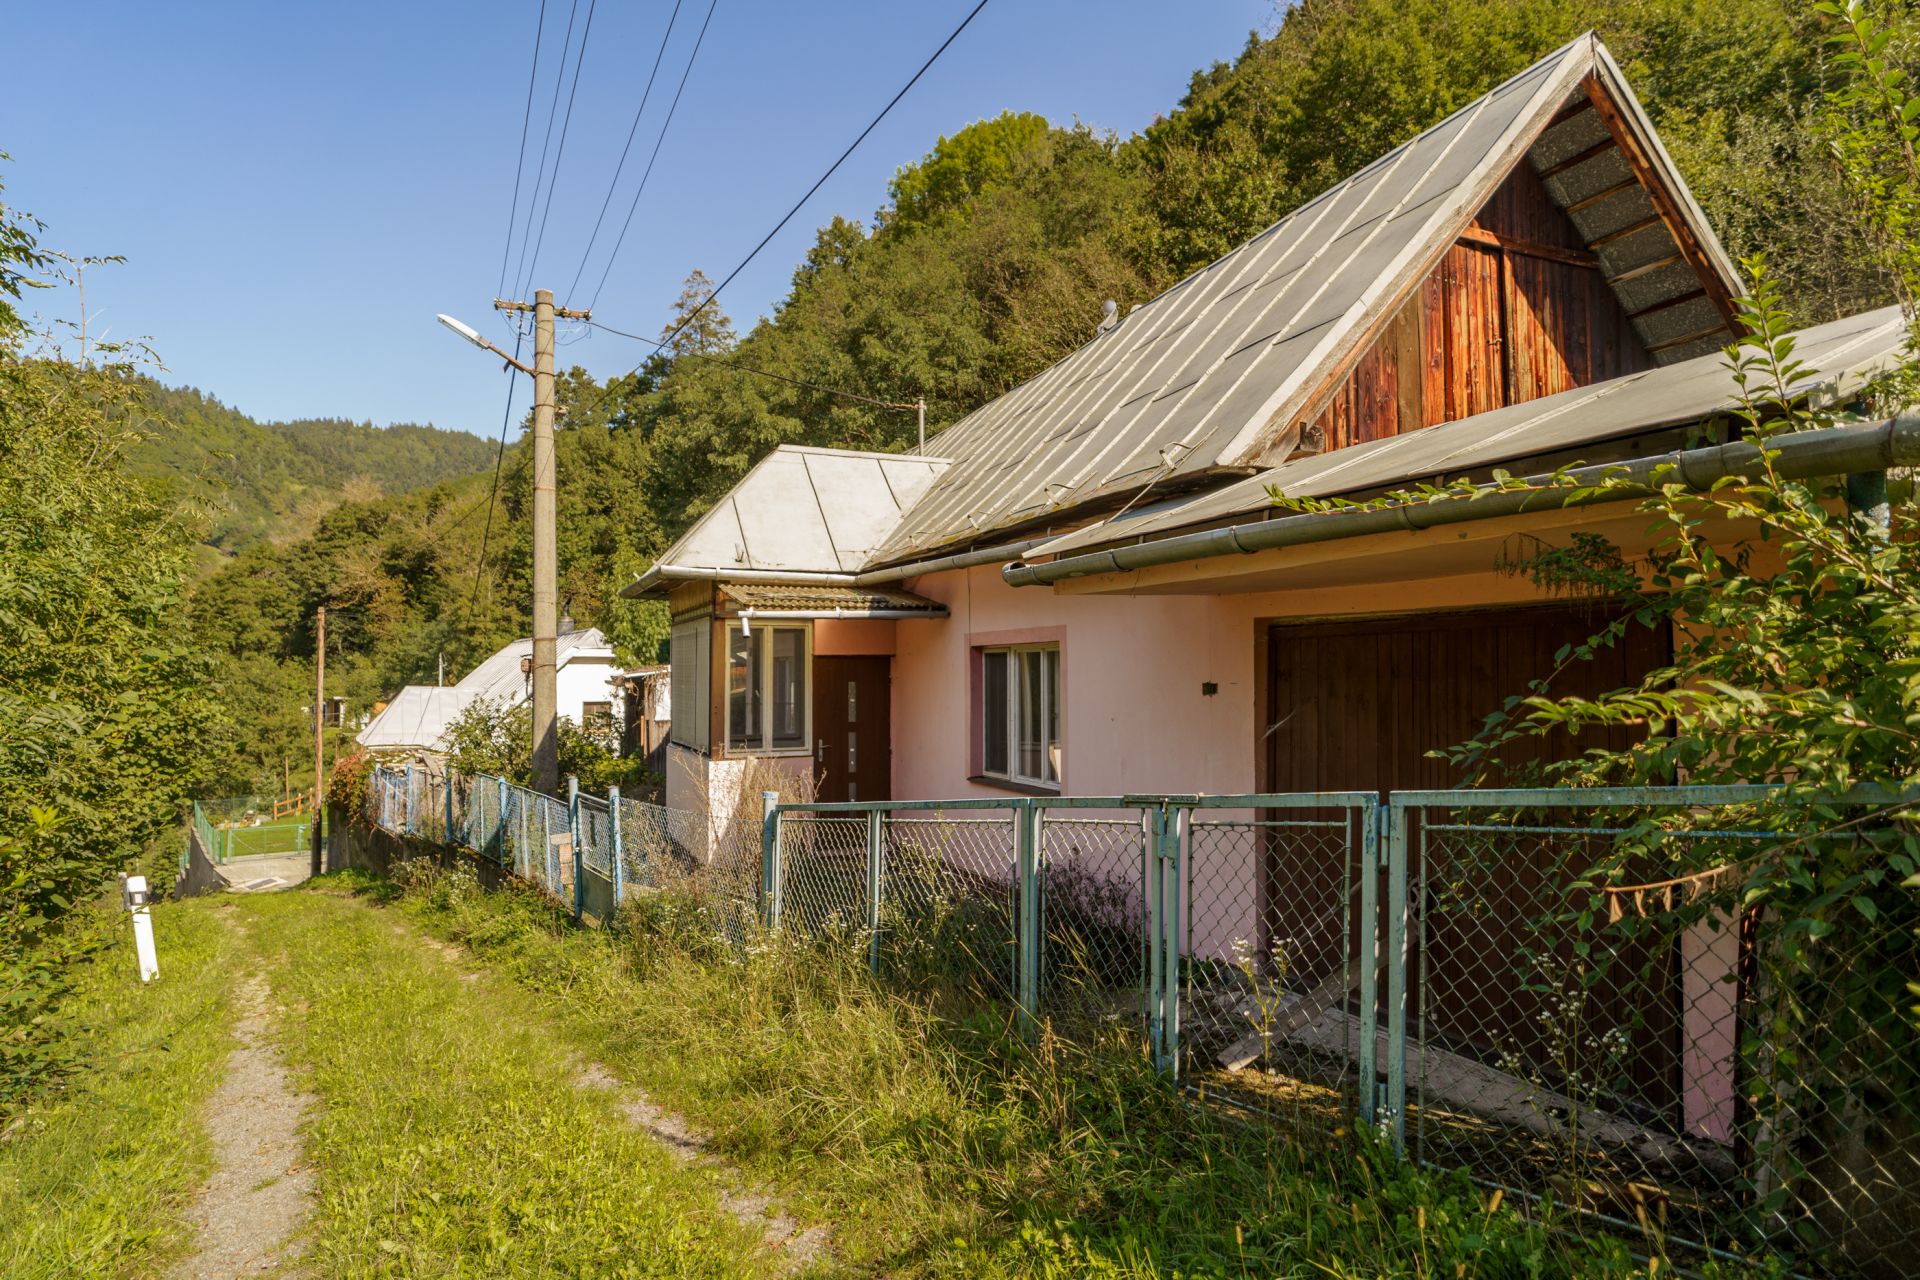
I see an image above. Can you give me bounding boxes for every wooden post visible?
[310,606,326,878]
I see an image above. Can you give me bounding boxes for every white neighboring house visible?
[356,626,624,754]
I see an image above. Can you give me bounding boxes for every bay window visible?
[979,643,1060,788]
[727,622,809,753]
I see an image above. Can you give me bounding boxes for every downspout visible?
[1002,415,1920,588]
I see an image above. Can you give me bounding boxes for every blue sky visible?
[6,1,1274,437]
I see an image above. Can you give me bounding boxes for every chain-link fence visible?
[356,770,1919,1272]
[1391,789,1920,1274]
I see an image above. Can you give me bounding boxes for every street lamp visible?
[437,313,534,375]
[437,292,587,795]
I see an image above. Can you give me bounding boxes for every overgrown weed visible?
[352,856,1753,1278]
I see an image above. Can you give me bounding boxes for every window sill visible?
[968,774,1062,797]
[719,746,813,760]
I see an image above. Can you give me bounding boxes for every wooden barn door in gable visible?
[1306,164,1654,453]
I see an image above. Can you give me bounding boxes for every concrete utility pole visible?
[494,289,589,796]
[310,605,326,878]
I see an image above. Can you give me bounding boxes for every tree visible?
[0,162,227,1101]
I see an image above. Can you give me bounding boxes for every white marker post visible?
[122,874,158,982]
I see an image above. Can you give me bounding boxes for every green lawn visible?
[215,813,317,859]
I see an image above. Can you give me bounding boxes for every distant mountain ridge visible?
[125,381,498,565]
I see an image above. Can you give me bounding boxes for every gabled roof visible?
[863,32,1739,568]
[650,445,949,578]
[356,686,481,751]
[1025,305,1908,559]
[454,627,615,705]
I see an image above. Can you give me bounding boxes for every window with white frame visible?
[726,623,810,753]
[979,644,1060,788]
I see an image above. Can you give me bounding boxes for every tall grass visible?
[369,857,1717,1279]
[0,899,237,1279]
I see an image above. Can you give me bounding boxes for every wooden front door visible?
[812,656,891,803]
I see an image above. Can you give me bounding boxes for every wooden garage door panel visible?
[1265,603,1669,793]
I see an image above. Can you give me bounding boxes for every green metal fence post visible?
[1358,798,1382,1128]
[609,785,625,907]
[497,776,509,867]
[567,775,584,921]
[760,791,782,929]
[1146,805,1166,1067]
[865,808,883,973]
[1162,805,1184,1077]
[1015,799,1040,1035]
[1384,800,1410,1154]
[445,771,456,844]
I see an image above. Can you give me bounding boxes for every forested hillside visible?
[191,0,1919,794]
[127,382,496,568]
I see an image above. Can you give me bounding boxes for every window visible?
[668,619,710,750]
[979,644,1060,788]
[727,623,810,753]
[581,702,614,733]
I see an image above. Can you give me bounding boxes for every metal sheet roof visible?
[1026,305,1909,558]
[865,33,1738,568]
[657,445,948,575]
[716,583,947,615]
[454,627,615,705]
[356,686,481,751]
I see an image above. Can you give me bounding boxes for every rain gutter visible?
[1002,415,1920,588]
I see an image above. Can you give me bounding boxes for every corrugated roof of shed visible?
[356,686,481,751]
[1026,305,1909,558]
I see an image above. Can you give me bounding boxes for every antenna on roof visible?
[1097,299,1120,335]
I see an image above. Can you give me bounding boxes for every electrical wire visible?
[563,0,687,305]
[517,0,600,302]
[588,318,916,411]
[583,0,720,312]
[508,0,583,310]
[647,0,991,362]
[466,334,528,618]
[497,0,550,302]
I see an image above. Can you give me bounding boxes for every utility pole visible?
[494,289,589,795]
[310,605,326,878]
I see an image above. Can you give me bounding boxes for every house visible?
[630,32,1907,814]
[356,624,625,755]
[625,35,1913,1151]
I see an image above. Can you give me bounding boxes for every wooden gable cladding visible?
[1304,164,1654,453]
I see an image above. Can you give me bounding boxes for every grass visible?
[233,885,784,1278]
[359,856,1730,1280]
[217,814,316,859]
[0,899,238,1280]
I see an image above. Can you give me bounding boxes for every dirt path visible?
[169,961,314,1279]
[575,1061,834,1272]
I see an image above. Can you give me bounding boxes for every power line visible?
[564,0,687,305]
[497,0,550,301]
[649,0,991,360]
[583,0,720,312]
[508,0,583,313]
[588,318,916,412]
[466,334,528,619]
[517,0,600,302]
